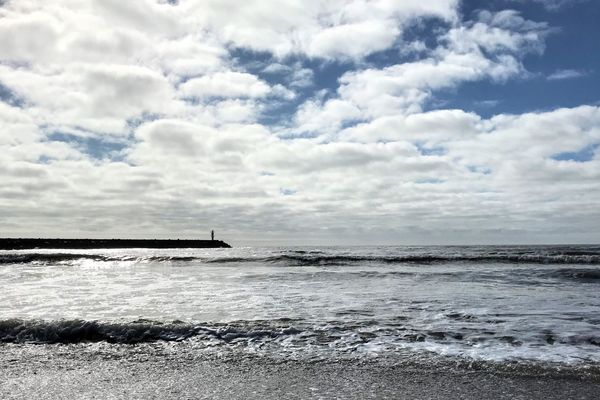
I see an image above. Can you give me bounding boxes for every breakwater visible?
[0,238,231,249]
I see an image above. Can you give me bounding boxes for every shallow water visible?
[1,245,599,364]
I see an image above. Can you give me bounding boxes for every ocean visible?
[1,244,599,370]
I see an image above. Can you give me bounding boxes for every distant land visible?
[0,238,231,250]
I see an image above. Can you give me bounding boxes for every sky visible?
[0,0,599,245]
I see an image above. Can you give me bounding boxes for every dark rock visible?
[0,238,231,249]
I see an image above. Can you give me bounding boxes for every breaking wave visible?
[259,253,600,265]
[2,252,600,265]
[2,318,600,362]
[0,319,301,344]
[0,254,201,265]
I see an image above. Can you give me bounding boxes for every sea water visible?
[1,245,599,365]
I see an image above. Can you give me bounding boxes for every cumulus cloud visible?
[182,0,459,59]
[180,72,272,99]
[0,0,598,243]
[0,63,177,135]
[307,21,400,60]
[292,10,548,133]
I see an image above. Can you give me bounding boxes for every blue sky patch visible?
[468,165,492,174]
[415,178,445,184]
[47,132,128,161]
[551,143,598,162]
[416,143,447,156]
[280,188,297,196]
[0,81,24,107]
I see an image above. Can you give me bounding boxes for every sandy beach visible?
[2,344,599,400]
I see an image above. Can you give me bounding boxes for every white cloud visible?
[0,63,177,135]
[90,0,181,37]
[290,9,547,133]
[294,99,363,135]
[1,0,599,243]
[134,119,211,158]
[181,0,458,59]
[156,36,226,77]
[340,109,482,143]
[0,10,61,63]
[547,69,589,80]
[307,21,400,60]
[0,103,38,146]
[262,63,314,88]
[180,72,272,99]
[446,10,549,55]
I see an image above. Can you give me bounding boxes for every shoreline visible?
[0,238,231,250]
[1,344,599,399]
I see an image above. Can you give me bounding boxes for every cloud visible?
[134,119,210,158]
[335,50,520,117]
[180,72,272,99]
[294,98,363,135]
[547,69,589,80]
[447,10,549,55]
[307,21,400,60]
[339,109,482,143]
[294,10,547,126]
[0,63,177,135]
[526,0,587,11]
[0,10,61,63]
[475,100,501,108]
[262,63,314,88]
[182,0,459,59]
[1,0,599,243]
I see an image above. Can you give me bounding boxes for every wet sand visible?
[1,344,599,399]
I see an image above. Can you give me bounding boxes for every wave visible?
[2,318,600,351]
[0,319,301,344]
[2,252,600,266]
[274,254,600,265]
[210,253,600,265]
[549,268,600,281]
[0,253,111,264]
[0,254,205,265]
